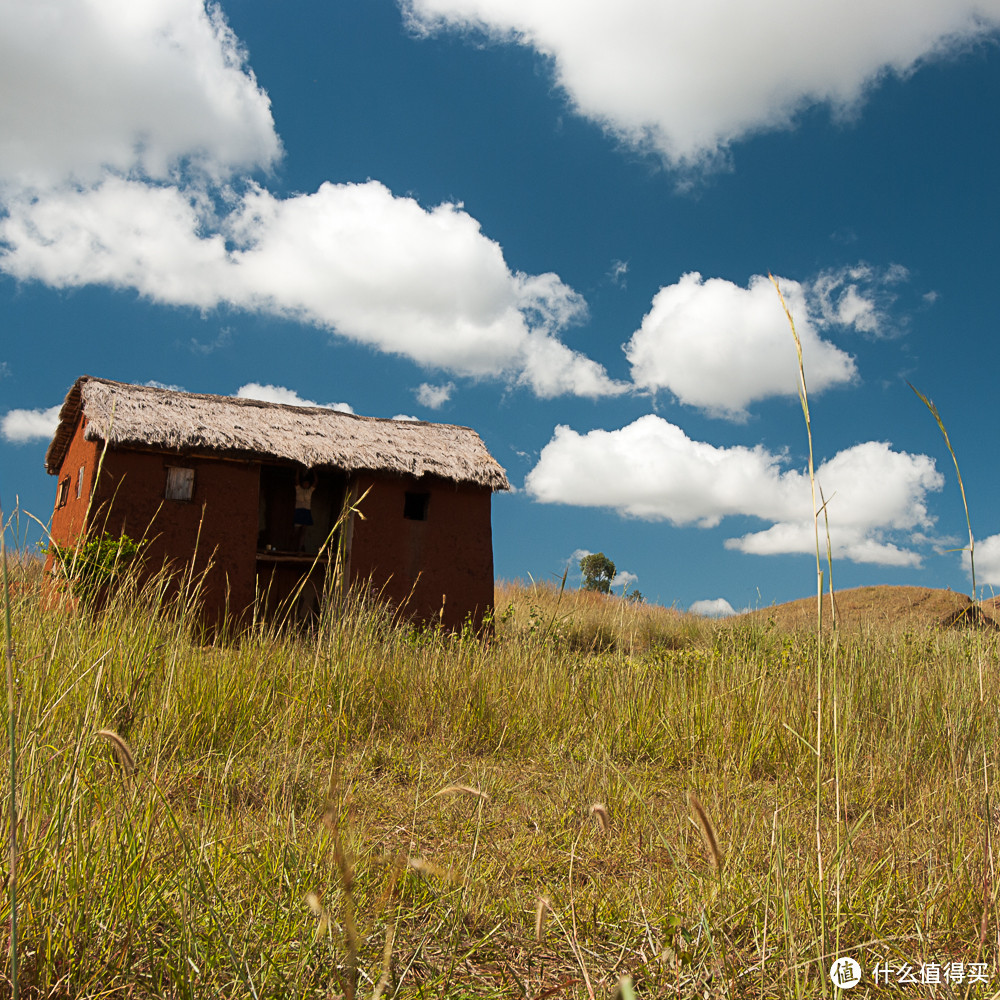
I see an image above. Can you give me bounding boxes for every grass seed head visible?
[94,728,135,775]
[535,895,551,942]
[306,892,330,940]
[589,802,610,833]
[688,791,724,874]
[408,855,463,884]
[432,784,489,800]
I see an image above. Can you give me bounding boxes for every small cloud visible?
[611,570,638,590]
[608,259,629,286]
[810,263,909,339]
[560,548,590,583]
[190,326,234,355]
[1,404,62,443]
[415,382,454,409]
[690,598,737,617]
[146,379,185,391]
[922,290,939,306]
[235,382,353,413]
[830,228,858,245]
[929,533,963,556]
[392,413,419,422]
[0,363,10,378]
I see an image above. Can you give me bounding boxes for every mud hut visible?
[45,376,510,629]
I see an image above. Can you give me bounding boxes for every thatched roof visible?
[45,377,510,491]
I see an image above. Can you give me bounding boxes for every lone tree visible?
[580,552,616,594]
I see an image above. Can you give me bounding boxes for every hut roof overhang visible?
[45,377,511,491]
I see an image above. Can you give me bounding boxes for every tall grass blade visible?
[771,272,828,982]
[908,383,976,602]
[0,501,16,1000]
[909,382,994,963]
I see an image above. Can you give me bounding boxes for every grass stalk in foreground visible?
[772,272,829,983]
[821,487,844,966]
[909,383,977,602]
[0,501,17,1000]
[910,382,995,968]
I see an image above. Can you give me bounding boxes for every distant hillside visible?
[738,585,1000,633]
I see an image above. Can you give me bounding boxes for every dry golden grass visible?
[3,570,1000,997]
[740,583,1000,634]
[495,578,706,655]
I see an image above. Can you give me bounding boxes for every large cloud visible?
[0,178,621,398]
[625,273,858,419]
[404,0,1000,166]
[0,0,279,187]
[0,1,620,400]
[525,415,943,566]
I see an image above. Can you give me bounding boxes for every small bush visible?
[49,531,141,601]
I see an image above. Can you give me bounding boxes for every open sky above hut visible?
[3,0,1000,612]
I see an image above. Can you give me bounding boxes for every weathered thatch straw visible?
[45,377,510,491]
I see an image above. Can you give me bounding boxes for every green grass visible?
[1,558,998,998]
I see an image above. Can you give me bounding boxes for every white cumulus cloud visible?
[0,179,622,399]
[404,0,1000,168]
[0,2,620,401]
[966,535,1000,588]
[525,415,943,566]
[625,273,858,419]
[1,404,61,443]
[690,598,737,618]
[0,0,280,188]
[235,383,354,413]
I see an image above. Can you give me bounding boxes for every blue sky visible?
[3,0,1000,613]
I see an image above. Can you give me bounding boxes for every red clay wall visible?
[48,429,497,631]
[348,473,495,629]
[89,448,260,624]
[48,416,102,551]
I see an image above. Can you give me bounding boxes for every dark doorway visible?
[257,465,347,555]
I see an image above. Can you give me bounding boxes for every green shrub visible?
[49,531,141,598]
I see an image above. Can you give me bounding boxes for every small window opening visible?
[76,465,85,499]
[404,491,430,521]
[56,477,70,509]
[165,466,195,501]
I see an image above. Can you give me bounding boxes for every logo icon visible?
[830,957,862,989]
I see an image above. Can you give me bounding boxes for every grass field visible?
[2,557,1000,998]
